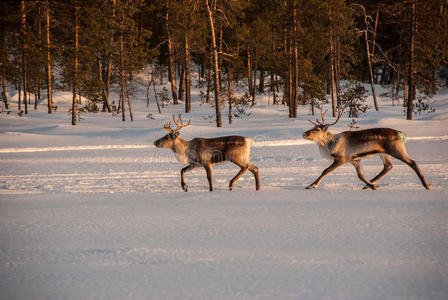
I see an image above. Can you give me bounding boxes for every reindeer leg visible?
[307,159,345,189]
[204,163,214,191]
[229,162,248,191]
[248,163,260,191]
[362,154,392,189]
[180,164,199,192]
[389,145,432,189]
[351,160,377,190]
[399,157,432,189]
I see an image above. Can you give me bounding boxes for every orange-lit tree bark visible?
[45,0,53,113]
[329,0,336,117]
[185,34,191,113]
[205,0,222,127]
[407,0,416,120]
[21,1,28,114]
[166,0,178,104]
[71,1,79,125]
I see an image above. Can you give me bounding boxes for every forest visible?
[1,0,447,126]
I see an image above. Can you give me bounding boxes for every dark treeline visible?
[1,0,447,126]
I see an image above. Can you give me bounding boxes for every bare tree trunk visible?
[293,2,299,118]
[219,25,223,90]
[288,33,293,117]
[329,0,336,117]
[125,75,133,122]
[1,38,8,110]
[101,0,115,113]
[247,47,253,104]
[205,0,221,127]
[34,83,38,110]
[259,67,265,93]
[270,31,276,104]
[72,1,79,125]
[21,1,28,115]
[252,50,257,105]
[206,64,211,103]
[271,71,276,104]
[407,0,416,120]
[228,68,232,124]
[45,0,53,114]
[365,27,378,111]
[166,0,178,104]
[403,75,407,107]
[1,74,7,110]
[98,59,110,112]
[359,4,379,111]
[178,66,185,101]
[335,35,341,109]
[185,35,191,113]
[18,71,21,111]
[152,77,162,114]
[35,4,42,110]
[120,26,125,122]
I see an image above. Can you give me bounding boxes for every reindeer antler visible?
[327,109,343,126]
[309,108,328,126]
[308,108,343,127]
[163,114,191,133]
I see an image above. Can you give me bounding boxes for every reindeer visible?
[302,110,432,190]
[154,114,260,192]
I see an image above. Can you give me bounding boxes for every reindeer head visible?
[154,114,191,148]
[302,109,343,142]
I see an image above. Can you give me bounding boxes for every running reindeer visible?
[154,114,260,191]
[302,110,432,190]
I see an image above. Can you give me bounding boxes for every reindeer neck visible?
[172,137,189,152]
[317,130,334,147]
[171,137,190,164]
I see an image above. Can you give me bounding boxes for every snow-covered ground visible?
[1,79,447,299]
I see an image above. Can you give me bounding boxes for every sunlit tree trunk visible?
[205,0,221,127]
[228,67,232,124]
[329,0,336,117]
[407,0,416,120]
[166,0,178,104]
[125,75,133,122]
[1,36,8,110]
[185,35,191,113]
[292,1,299,118]
[120,23,125,121]
[21,1,28,114]
[45,0,52,113]
[72,1,79,125]
[247,47,253,105]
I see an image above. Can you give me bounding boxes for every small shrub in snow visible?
[157,87,170,108]
[340,83,369,118]
[232,92,252,119]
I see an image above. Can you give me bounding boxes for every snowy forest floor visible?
[1,81,448,299]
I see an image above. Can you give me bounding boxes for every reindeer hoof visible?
[306,185,316,189]
[425,183,432,190]
[182,184,188,192]
[363,184,378,190]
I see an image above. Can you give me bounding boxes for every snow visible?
[1,80,448,299]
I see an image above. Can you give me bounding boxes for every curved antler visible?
[308,108,343,127]
[163,114,191,133]
[327,109,343,126]
[309,108,327,126]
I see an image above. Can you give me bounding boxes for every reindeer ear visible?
[322,124,330,132]
[174,132,180,137]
